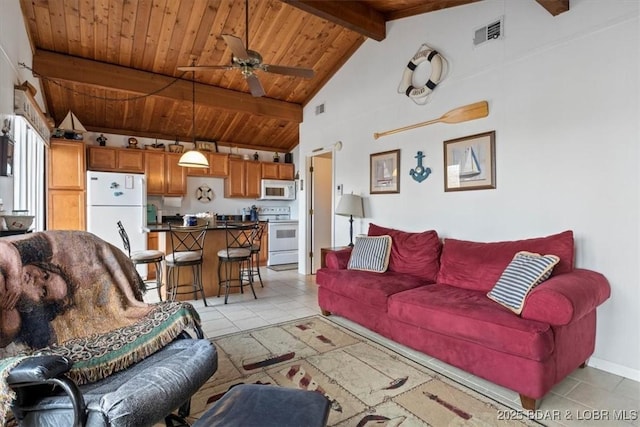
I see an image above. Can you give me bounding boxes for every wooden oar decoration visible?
[373,101,489,140]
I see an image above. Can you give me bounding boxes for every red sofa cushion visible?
[316,268,429,312]
[368,223,441,282]
[388,285,555,361]
[437,231,575,292]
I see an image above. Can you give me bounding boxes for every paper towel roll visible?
[162,196,183,208]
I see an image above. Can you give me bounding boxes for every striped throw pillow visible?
[347,235,392,273]
[487,251,560,314]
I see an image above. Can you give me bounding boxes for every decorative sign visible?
[14,86,51,141]
[409,151,431,183]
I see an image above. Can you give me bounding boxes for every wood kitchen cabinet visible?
[87,146,144,173]
[165,153,187,195]
[187,152,229,177]
[261,162,294,180]
[47,140,86,230]
[145,151,186,196]
[224,158,261,198]
[144,151,166,195]
[259,226,269,264]
[147,232,159,280]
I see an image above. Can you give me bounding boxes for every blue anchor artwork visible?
[410,151,431,183]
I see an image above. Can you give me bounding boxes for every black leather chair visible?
[6,327,217,427]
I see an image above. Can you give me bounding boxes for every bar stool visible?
[117,221,165,301]
[217,222,256,304]
[241,221,266,288]
[166,223,208,306]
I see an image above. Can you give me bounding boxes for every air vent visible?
[315,103,325,115]
[473,17,504,47]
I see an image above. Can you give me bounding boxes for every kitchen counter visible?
[144,221,266,233]
[146,221,268,302]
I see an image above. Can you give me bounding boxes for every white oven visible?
[259,179,296,201]
[267,221,299,266]
[259,206,298,266]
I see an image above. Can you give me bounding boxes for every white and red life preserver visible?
[398,44,448,105]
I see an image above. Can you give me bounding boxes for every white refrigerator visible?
[86,171,148,276]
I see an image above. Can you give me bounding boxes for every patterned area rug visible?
[189,316,539,426]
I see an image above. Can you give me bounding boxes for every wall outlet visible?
[337,184,343,195]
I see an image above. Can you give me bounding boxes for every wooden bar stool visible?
[217,222,256,304]
[166,223,209,306]
[117,220,164,301]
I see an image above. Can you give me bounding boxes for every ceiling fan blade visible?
[177,65,235,71]
[222,34,250,60]
[262,64,315,79]
[246,74,265,97]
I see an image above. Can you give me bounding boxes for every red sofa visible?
[316,225,611,410]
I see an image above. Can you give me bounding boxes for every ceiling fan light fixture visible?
[178,150,209,168]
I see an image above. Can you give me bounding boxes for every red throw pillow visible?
[437,230,574,292]
[368,223,441,282]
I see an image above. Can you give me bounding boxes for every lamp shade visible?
[178,150,209,168]
[336,194,363,218]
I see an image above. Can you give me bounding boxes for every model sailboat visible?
[459,146,481,178]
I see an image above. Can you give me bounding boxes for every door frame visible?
[303,146,336,275]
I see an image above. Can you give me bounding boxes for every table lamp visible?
[336,194,364,247]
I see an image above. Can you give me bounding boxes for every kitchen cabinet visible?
[87,146,144,173]
[147,232,159,280]
[165,153,187,195]
[259,226,268,264]
[144,152,185,195]
[224,158,261,198]
[144,151,166,195]
[47,140,86,230]
[187,152,229,177]
[261,162,294,180]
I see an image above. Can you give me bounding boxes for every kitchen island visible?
[146,222,268,302]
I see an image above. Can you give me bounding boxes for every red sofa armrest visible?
[520,269,611,325]
[325,248,353,270]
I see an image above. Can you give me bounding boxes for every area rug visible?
[267,263,298,271]
[189,316,539,426]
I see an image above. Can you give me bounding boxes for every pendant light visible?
[178,70,209,168]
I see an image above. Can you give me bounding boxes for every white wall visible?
[298,0,640,380]
[0,1,42,212]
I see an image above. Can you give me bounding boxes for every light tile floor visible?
[157,268,639,427]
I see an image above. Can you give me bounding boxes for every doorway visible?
[308,152,333,274]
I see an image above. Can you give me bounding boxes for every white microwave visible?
[260,179,296,200]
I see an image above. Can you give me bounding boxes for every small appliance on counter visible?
[147,204,157,224]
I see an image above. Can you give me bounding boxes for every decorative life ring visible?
[398,44,448,105]
[196,185,213,202]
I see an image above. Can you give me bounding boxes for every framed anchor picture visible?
[444,131,496,192]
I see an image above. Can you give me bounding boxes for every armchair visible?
[0,230,217,426]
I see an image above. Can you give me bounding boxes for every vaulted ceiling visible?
[20,0,567,153]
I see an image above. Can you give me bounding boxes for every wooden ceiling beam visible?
[281,0,386,41]
[535,0,570,16]
[31,49,302,123]
[385,0,482,21]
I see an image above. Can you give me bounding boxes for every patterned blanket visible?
[0,230,201,425]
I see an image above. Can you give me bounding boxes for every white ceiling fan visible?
[177,0,314,97]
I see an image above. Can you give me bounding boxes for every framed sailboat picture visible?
[444,131,496,192]
[370,149,400,194]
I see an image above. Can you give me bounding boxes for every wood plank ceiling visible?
[19,0,567,153]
